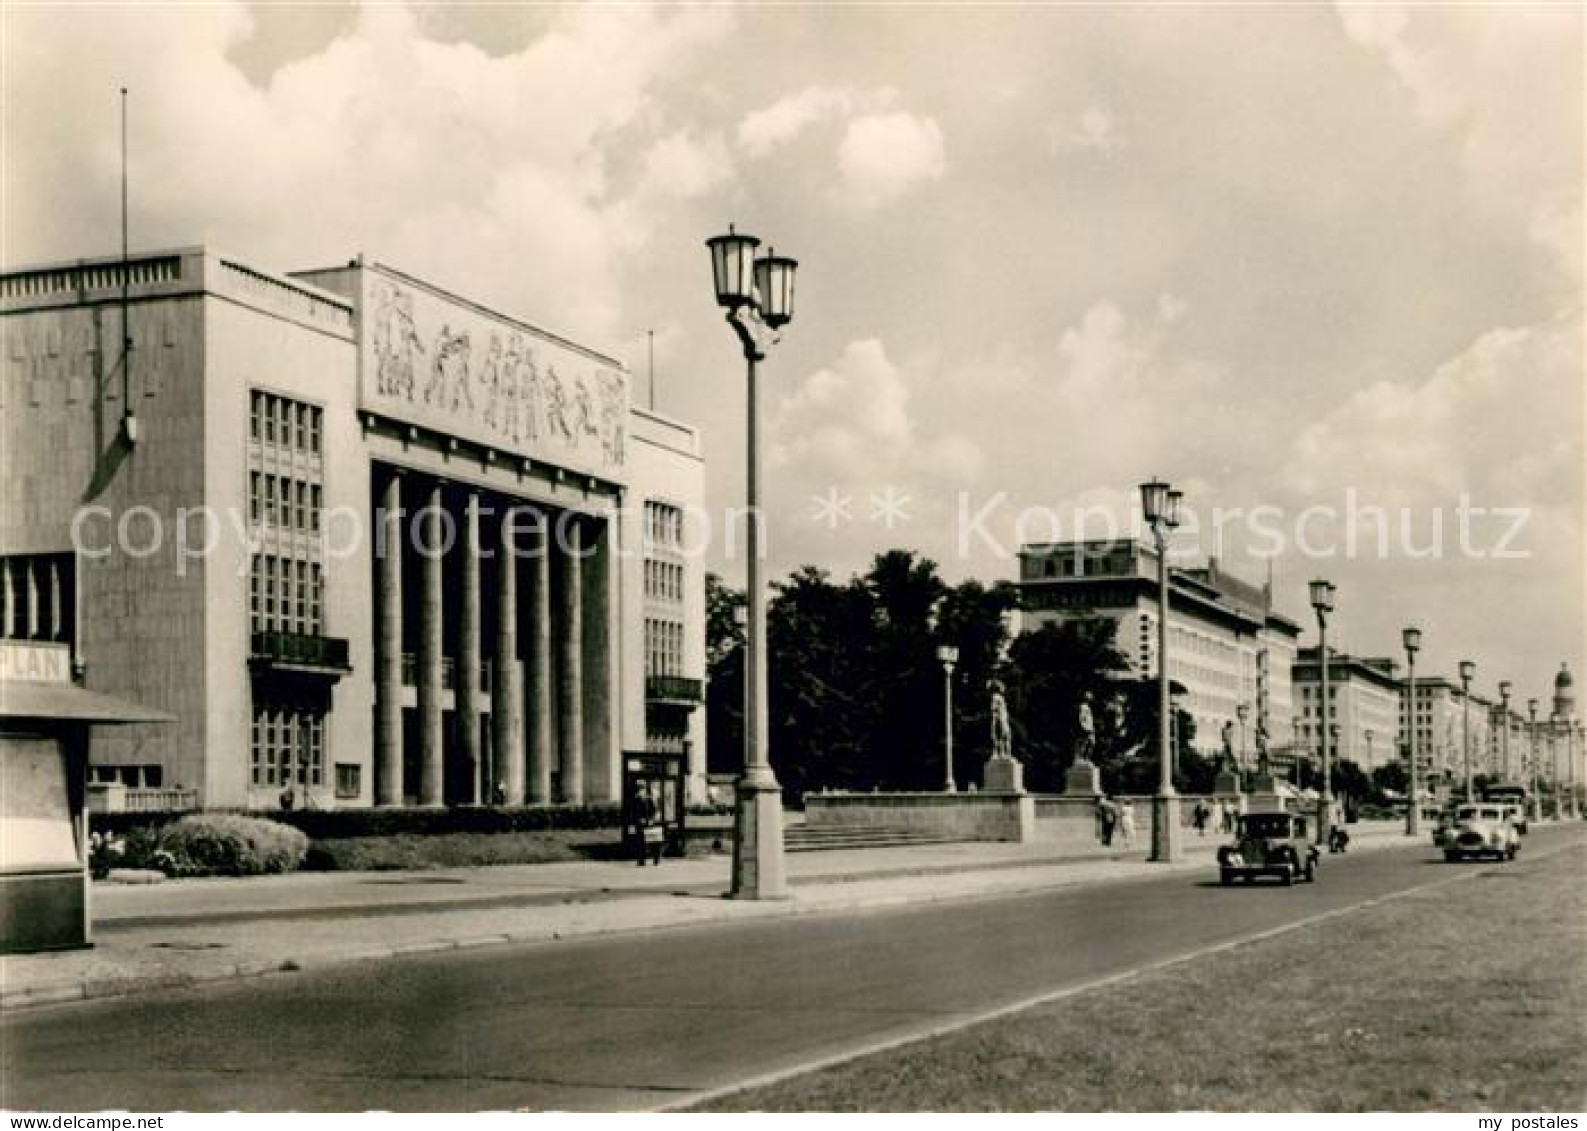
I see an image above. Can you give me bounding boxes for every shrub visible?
[152,814,309,877]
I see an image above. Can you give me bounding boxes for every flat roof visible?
[0,681,175,724]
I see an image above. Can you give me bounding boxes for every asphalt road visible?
[5,825,1581,1112]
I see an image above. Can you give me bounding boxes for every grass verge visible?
[696,844,1587,1111]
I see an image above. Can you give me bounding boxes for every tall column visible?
[580,516,615,800]
[493,508,523,804]
[556,516,584,804]
[457,491,482,806]
[527,515,554,803]
[417,481,446,807]
[375,470,404,806]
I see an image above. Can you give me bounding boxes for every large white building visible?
[1,248,707,810]
[1292,650,1403,773]
[1018,542,1301,761]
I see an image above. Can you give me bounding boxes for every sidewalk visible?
[0,820,1418,1012]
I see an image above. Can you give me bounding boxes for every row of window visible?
[250,389,323,454]
[645,616,684,679]
[644,558,685,604]
[250,704,325,789]
[0,553,74,646]
[249,471,324,533]
[250,555,325,636]
[644,501,683,550]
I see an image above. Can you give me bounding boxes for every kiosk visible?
[0,642,170,953]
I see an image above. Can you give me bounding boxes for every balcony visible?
[250,631,351,678]
[646,675,703,706]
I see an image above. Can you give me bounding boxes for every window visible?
[0,553,76,647]
[335,763,361,800]
[251,701,326,789]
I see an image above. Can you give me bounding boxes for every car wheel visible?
[1304,859,1317,882]
[1220,870,1233,887]
[1281,867,1294,886]
[1507,845,1518,860]
[1444,850,1461,863]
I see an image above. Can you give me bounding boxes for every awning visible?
[0,680,175,724]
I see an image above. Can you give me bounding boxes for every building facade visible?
[1017,542,1301,762]
[0,248,706,809]
[1400,676,1491,790]
[1291,650,1403,773]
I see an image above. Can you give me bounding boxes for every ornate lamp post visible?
[1402,626,1421,835]
[1140,478,1183,863]
[936,645,959,792]
[1528,698,1541,822]
[1498,680,1513,781]
[1458,660,1475,801]
[706,224,797,900]
[1308,579,1336,845]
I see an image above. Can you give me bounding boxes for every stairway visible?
[783,823,978,853]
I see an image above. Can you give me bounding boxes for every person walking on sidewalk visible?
[1118,798,1136,847]
[1096,795,1118,846]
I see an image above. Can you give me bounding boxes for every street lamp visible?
[706,223,798,900]
[936,645,959,792]
[1308,578,1336,845]
[1236,701,1250,776]
[1140,478,1183,863]
[1458,660,1475,802]
[1402,626,1421,836]
[1528,698,1541,822]
[1498,680,1512,781]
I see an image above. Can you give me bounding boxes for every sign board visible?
[0,642,70,684]
[359,264,629,481]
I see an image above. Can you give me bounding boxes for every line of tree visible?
[705,549,1211,801]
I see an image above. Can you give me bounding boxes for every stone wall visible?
[805,791,1034,842]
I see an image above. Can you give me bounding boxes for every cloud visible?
[1048,103,1124,155]
[736,87,855,156]
[1334,2,1583,280]
[1,1,734,342]
[834,111,946,210]
[1280,314,1583,510]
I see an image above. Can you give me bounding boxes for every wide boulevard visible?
[5,825,1582,1111]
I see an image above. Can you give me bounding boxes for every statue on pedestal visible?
[1255,722,1271,775]
[989,679,1012,761]
[1076,692,1096,764]
[1220,719,1238,773]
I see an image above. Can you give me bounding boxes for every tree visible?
[1006,619,1131,792]
[704,574,745,778]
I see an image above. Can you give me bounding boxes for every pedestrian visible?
[1220,799,1234,835]
[1118,799,1136,847]
[1192,799,1208,836]
[1097,795,1118,846]
[636,787,666,867]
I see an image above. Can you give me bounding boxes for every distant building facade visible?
[1017,541,1301,762]
[0,248,706,809]
[1291,650,1403,773]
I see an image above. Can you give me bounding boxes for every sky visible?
[3,1,1582,707]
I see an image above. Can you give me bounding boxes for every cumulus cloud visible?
[1281,314,1583,510]
[736,87,855,156]
[1334,2,1583,280]
[834,112,946,210]
[1,1,733,342]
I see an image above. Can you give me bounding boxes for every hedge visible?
[93,814,309,877]
[92,803,627,840]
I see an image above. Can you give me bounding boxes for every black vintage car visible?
[1217,811,1320,886]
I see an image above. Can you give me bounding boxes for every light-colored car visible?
[1441,803,1521,862]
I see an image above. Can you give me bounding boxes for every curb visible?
[0,829,1446,1014]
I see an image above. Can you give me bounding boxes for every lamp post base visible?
[1149,792,1182,863]
[731,774,788,900]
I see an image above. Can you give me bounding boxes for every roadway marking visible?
[664,837,1585,1112]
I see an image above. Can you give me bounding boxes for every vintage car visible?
[1441,803,1520,862]
[1217,811,1321,886]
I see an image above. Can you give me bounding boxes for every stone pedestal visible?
[1064,758,1102,797]
[731,775,788,900]
[1213,768,1243,797]
[1150,792,1183,862]
[982,755,1025,794]
[1249,771,1281,795]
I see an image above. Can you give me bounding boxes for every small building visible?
[1,640,170,952]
